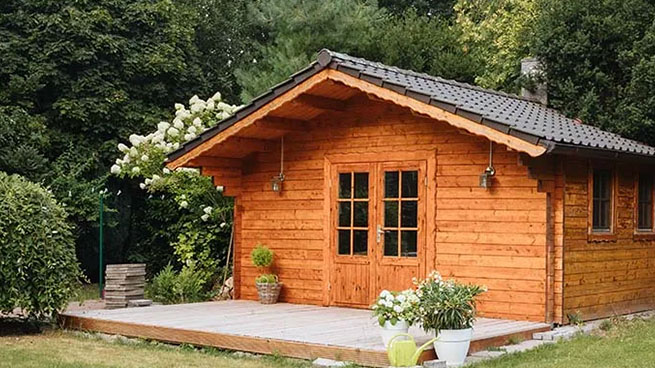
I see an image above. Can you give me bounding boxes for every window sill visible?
[587,232,617,242]
[633,232,655,241]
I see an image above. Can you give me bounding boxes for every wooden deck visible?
[61,300,550,367]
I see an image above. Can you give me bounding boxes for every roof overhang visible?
[166,69,547,170]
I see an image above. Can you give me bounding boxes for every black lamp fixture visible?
[479,141,496,189]
[271,136,285,193]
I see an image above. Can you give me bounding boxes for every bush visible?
[147,264,214,304]
[0,172,83,319]
[255,274,278,284]
[250,244,274,268]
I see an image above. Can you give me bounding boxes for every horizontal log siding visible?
[231,101,547,321]
[563,158,655,321]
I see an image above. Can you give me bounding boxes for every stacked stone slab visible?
[104,264,146,309]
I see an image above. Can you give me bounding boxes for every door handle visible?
[376,225,384,243]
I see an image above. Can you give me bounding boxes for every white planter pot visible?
[380,320,410,348]
[433,328,473,367]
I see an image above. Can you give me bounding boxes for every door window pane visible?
[385,171,399,198]
[339,173,351,199]
[353,202,368,227]
[338,230,350,255]
[353,230,368,255]
[384,230,398,256]
[401,231,417,257]
[401,201,418,228]
[384,201,398,227]
[338,202,351,227]
[401,171,418,198]
[354,173,369,199]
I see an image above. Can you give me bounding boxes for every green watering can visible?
[387,333,438,367]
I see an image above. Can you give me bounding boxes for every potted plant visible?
[250,244,281,304]
[416,271,485,367]
[371,289,420,347]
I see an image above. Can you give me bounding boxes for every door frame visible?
[322,150,437,306]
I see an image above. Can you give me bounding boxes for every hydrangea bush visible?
[111,92,240,290]
[371,289,421,327]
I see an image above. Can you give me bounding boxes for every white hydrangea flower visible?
[174,103,184,110]
[396,294,406,303]
[163,167,171,174]
[139,183,146,190]
[193,117,202,126]
[167,127,179,137]
[141,154,149,162]
[172,142,180,150]
[211,91,222,101]
[188,125,197,134]
[189,95,200,104]
[176,109,191,120]
[190,102,205,113]
[393,305,403,313]
[157,122,170,132]
[184,133,196,141]
[203,206,213,214]
[173,118,184,129]
[380,290,392,298]
[110,164,121,174]
[180,200,189,208]
[132,166,140,174]
[206,99,215,110]
[220,222,227,228]
[129,134,143,146]
[152,174,161,182]
[145,178,152,185]
[201,214,209,222]
[117,143,128,153]
[129,147,139,157]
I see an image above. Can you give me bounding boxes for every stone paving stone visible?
[501,339,552,353]
[312,358,348,367]
[422,359,447,368]
[471,350,507,358]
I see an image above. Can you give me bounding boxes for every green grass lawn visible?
[470,317,655,368]
[0,330,315,368]
[69,283,101,303]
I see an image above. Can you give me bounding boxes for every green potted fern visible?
[250,244,281,304]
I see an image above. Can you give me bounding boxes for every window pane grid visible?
[592,169,612,231]
[383,170,418,258]
[336,171,369,256]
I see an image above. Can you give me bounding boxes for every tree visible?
[454,0,537,91]
[0,0,252,276]
[531,0,655,144]
[235,0,388,102]
[379,0,456,18]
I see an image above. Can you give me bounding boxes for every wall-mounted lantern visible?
[271,136,285,194]
[479,141,496,189]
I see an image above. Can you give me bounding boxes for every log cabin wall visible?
[233,98,550,322]
[562,158,655,321]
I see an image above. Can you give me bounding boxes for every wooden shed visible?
[166,50,655,324]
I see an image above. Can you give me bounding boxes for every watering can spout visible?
[412,337,438,364]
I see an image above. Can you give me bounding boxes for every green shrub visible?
[147,264,214,304]
[0,172,83,319]
[416,271,485,332]
[255,274,278,284]
[250,244,273,268]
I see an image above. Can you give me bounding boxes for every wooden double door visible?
[329,160,427,307]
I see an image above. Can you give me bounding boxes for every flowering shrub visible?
[371,289,420,327]
[111,92,240,294]
[415,271,486,332]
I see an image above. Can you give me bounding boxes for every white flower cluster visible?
[371,289,420,325]
[109,91,241,191]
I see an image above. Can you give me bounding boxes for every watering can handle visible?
[387,333,415,349]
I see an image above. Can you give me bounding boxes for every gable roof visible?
[167,49,655,164]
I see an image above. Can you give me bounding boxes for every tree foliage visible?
[531,0,655,144]
[0,172,83,319]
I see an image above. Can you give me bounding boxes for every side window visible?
[591,169,613,232]
[637,174,654,232]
